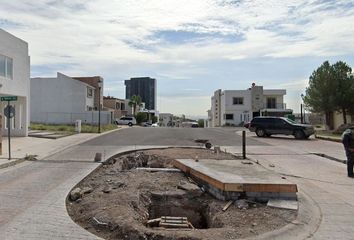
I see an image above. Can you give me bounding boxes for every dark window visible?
[87,87,93,97]
[267,98,276,108]
[233,97,243,105]
[225,114,233,120]
[116,102,120,109]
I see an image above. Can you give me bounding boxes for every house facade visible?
[72,76,103,110]
[31,72,111,124]
[103,96,131,119]
[208,84,292,127]
[0,29,30,137]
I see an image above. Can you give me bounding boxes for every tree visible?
[197,119,205,128]
[332,61,354,124]
[136,112,148,124]
[128,95,143,116]
[304,61,354,128]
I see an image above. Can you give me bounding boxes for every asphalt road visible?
[81,127,269,147]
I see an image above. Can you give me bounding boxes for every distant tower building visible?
[125,77,156,110]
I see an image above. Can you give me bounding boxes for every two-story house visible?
[30,72,97,124]
[0,29,30,137]
[208,83,292,127]
[103,96,131,119]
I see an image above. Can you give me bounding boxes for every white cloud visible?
[1,0,354,115]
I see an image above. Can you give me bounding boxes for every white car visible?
[151,123,159,127]
[115,116,137,126]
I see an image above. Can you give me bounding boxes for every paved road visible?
[81,127,268,146]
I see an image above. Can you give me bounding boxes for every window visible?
[87,87,93,98]
[233,97,243,105]
[0,54,13,79]
[116,102,120,110]
[267,98,276,108]
[6,57,13,79]
[224,114,233,120]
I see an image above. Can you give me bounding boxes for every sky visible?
[1,0,354,118]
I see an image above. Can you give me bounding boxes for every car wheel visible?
[255,128,266,137]
[294,130,305,139]
[205,142,212,149]
[128,122,133,127]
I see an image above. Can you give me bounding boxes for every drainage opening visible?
[149,200,209,229]
[143,191,223,230]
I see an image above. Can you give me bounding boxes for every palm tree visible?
[128,95,143,116]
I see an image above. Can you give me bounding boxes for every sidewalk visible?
[223,136,354,240]
[0,128,123,168]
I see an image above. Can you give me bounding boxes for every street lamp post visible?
[98,79,103,133]
[300,94,304,124]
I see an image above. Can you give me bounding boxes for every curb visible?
[315,135,341,143]
[0,127,124,169]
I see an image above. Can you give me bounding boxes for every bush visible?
[136,112,148,124]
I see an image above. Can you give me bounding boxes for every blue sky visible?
[1,0,354,118]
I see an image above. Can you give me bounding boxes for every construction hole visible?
[143,192,223,229]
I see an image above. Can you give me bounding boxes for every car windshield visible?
[282,118,296,124]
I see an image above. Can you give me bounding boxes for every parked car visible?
[142,122,152,127]
[151,123,159,127]
[115,116,137,126]
[244,122,250,128]
[248,117,314,139]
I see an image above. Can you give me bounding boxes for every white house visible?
[208,83,292,127]
[31,72,111,124]
[0,29,30,137]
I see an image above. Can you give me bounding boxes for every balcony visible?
[263,103,287,109]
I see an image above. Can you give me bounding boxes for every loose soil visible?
[67,148,297,240]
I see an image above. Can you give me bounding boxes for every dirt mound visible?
[120,152,173,170]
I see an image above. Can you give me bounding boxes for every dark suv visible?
[248,117,314,139]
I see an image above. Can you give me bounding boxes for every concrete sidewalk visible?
[224,136,354,240]
[0,127,125,168]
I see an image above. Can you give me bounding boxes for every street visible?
[0,127,352,239]
[81,127,268,146]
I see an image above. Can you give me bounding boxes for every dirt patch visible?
[67,148,297,240]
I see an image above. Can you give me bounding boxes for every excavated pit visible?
[143,191,222,229]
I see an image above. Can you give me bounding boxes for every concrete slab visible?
[267,199,298,210]
[173,159,298,194]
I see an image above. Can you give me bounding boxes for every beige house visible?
[103,96,131,119]
[332,112,354,129]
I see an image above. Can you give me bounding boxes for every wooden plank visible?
[243,183,297,193]
[224,183,243,192]
[161,219,188,224]
[172,160,190,173]
[160,223,190,228]
[222,200,234,212]
[161,216,187,220]
[190,169,225,190]
[147,218,161,225]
